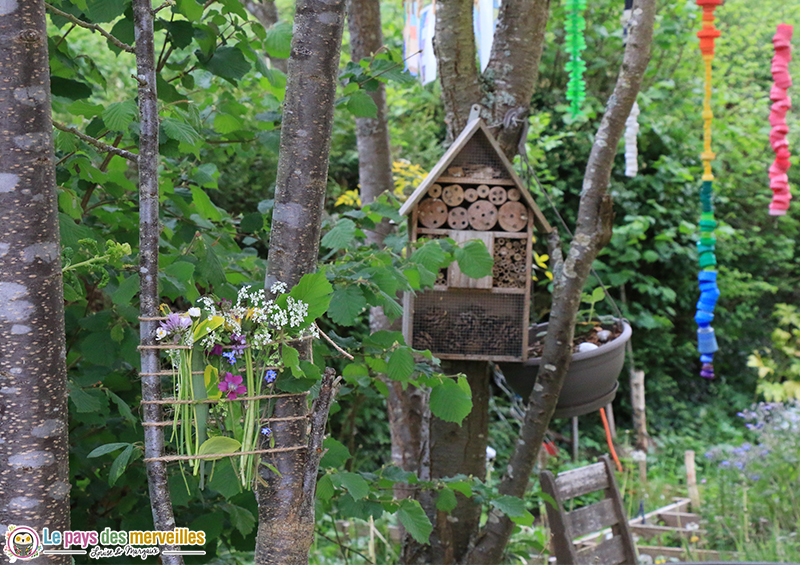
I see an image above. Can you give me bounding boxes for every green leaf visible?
[165,20,195,48]
[68,383,106,412]
[327,286,366,326]
[316,474,335,501]
[411,240,447,272]
[106,390,136,425]
[87,442,130,458]
[219,0,248,18]
[591,286,606,302]
[214,113,243,134]
[320,437,351,468]
[191,186,223,221]
[164,261,195,284]
[454,240,494,278]
[198,436,242,460]
[202,46,251,82]
[112,273,139,306]
[321,219,356,250]
[86,0,129,22]
[288,270,333,324]
[397,499,432,544]
[108,445,134,486]
[207,458,242,498]
[102,100,137,132]
[175,0,204,21]
[282,345,302,377]
[223,504,256,536]
[156,75,184,104]
[429,377,473,425]
[162,117,202,146]
[436,488,458,512]
[264,22,292,59]
[491,495,534,525]
[334,471,370,500]
[387,347,415,381]
[346,91,378,118]
[240,213,264,233]
[50,77,93,100]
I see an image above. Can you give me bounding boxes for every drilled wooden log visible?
[498,201,528,232]
[418,198,448,228]
[448,206,469,230]
[442,184,464,206]
[429,183,443,198]
[489,186,508,205]
[468,200,498,230]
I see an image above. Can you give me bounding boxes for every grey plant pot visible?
[498,320,632,419]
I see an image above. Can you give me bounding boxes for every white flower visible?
[188,307,201,318]
[270,281,287,295]
[156,327,168,340]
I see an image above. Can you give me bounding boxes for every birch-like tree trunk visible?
[255,1,346,563]
[0,2,70,562]
[133,1,181,562]
[465,1,657,562]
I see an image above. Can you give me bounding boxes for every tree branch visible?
[484,0,551,156]
[432,0,482,142]
[464,1,658,562]
[303,368,341,500]
[53,122,138,162]
[45,3,135,53]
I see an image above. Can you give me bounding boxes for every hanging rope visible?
[694,0,723,379]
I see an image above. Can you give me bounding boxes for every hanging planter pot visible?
[498,320,632,419]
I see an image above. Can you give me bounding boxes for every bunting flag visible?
[565,0,588,117]
[695,0,723,379]
[768,24,794,216]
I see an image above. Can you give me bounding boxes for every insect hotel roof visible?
[401,118,551,362]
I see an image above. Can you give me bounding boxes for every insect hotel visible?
[400,117,552,362]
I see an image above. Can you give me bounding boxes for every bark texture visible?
[464,2,657,562]
[133,1,181,561]
[435,0,551,155]
[0,3,70,561]
[256,1,346,563]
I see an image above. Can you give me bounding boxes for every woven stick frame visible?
[144,445,307,463]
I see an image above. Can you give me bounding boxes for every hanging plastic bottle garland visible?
[565,0,588,117]
[695,0,723,379]
[768,24,794,216]
[622,0,640,177]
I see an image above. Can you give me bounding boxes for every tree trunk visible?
[465,2,657,562]
[255,1,346,563]
[242,0,288,73]
[133,1,182,561]
[400,2,551,560]
[403,362,490,565]
[347,0,426,503]
[0,2,70,562]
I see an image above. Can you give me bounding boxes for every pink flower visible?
[218,372,246,400]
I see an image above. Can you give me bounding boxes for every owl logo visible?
[3,525,43,562]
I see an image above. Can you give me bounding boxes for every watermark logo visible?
[4,525,44,562]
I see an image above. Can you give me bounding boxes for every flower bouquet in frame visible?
[153,272,332,490]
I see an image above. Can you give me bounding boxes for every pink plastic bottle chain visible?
[769,24,793,216]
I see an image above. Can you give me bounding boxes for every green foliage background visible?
[44,0,800,561]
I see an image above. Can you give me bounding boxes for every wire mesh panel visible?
[412,290,525,359]
[447,130,510,180]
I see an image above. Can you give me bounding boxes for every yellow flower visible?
[335,189,361,208]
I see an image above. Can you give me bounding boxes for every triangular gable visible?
[399,119,552,232]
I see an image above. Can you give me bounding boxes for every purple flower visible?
[160,313,192,333]
[750,474,761,481]
[720,460,731,467]
[207,344,224,356]
[218,372,246,400]
[230,333,247,353]
[222,351,237,365]
[261,427,272,438]
[735,461,745,470]
[264,369,277,384]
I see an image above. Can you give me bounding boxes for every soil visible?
[527,323,624,358]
